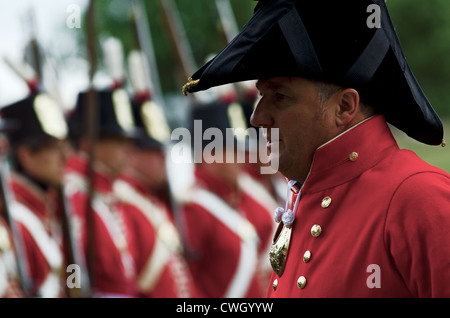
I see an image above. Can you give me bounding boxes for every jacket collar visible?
[300,115,399,194]
[10,172,48,218]
[64,153,114,193]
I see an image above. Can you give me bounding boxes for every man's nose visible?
[250,98,273,128]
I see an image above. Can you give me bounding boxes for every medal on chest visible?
[269,181,301,277]
[269,223,292,276]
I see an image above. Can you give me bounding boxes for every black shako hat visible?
[130,99,171,149]
[183,0,444,146]
[68,88,140,140]
[189,100,250,151]
[1,93,68,145]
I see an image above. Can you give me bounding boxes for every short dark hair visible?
[314,80,376,118]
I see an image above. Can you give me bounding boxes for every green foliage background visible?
[82,0,256,95]
[387,0,450,118]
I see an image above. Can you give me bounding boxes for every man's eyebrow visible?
[256,79,286,91]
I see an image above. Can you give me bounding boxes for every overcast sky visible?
[0,0,91,109]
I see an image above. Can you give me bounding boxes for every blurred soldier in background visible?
[179,99,274,297]
[106,29,197,295]
[113,95,197,298]
[64,88,139,297]
[0,93,69,297]
[210,82,281,292]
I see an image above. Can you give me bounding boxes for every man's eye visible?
[275,93,286,100]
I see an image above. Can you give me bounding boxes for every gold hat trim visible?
[182,77,200,96]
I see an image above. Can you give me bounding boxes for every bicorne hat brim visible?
[184,0,444,146]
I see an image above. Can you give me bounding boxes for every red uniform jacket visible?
[113,174,197,298]
[267,115,450,298]
[181,167,275,298]
[243,162,287,208]
[9,173,66,297]
[64,154,137,297]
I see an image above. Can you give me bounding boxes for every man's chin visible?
[259,152,280,175]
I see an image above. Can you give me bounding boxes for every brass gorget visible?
[269,221,293,277]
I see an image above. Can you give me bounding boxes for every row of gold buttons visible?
[272,194,334,291]
[296,195,331,290]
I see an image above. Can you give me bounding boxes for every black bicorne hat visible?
[68,88,140,141]
[183,0,444,146]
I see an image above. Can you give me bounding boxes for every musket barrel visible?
[84,0,99,297]
[0,151,32,297]
[160,0,200,105]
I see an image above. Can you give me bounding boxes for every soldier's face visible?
[252,77,337,182]
[18,139,68,187]
[129,147,167,190]
[93,136,134,178]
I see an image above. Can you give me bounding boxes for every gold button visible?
[272,279,278,291]
[303,250,311,263]
[321,196,332,208]
[297,276,307,289]
[349,152,359,161]
[311,224,322,238]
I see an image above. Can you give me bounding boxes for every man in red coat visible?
[182,0,450,297]
[179,100,275,297]
[113,99,197,298]
[1,94,69,297]
[64,89,139,297]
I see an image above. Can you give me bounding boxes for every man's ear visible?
[334,88,360,127]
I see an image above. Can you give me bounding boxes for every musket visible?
[83,0,98,297]
[129,0,165,110]
[0,132,32,297]
[159,0,203,105]
[24,7,43,84]
[215,0,240,44]
[23,7,67,110]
